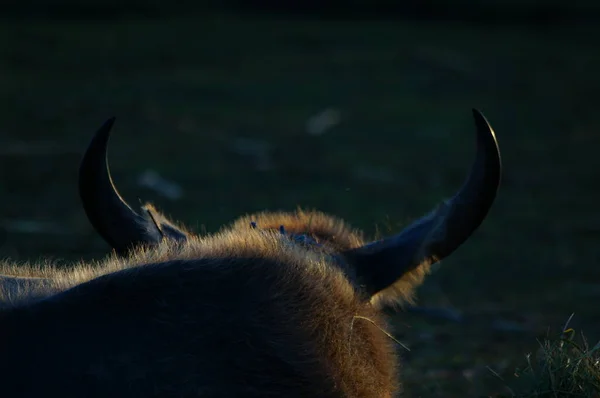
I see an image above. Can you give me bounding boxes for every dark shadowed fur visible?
[0,109,501,397]
[0,210,401,397]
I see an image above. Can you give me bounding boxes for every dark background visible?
[1,1,599,396]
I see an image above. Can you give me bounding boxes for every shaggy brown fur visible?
[0,208,425,398]
[1,108,501,397]
[228,208,432,308]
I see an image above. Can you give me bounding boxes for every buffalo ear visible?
[142,204,189,242]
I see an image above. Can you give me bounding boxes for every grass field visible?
[1,13,599,396]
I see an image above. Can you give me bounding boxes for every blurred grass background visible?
[1,2,599,396]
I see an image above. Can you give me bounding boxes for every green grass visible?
[1,13,599,396]
[498,318,600,397]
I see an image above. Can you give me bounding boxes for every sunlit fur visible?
[228,208,432,309]
[0,207,433,397]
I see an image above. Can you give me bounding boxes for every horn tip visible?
[103,116,117,129]
[471,108,499,147]
[93,117,117,145]
[80,116,118,175]
[471,108,491,130]
[471,107,503,189]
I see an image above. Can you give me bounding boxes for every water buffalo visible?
[0,109,501,397]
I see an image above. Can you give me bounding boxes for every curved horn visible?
[78,118,163,255]
[346,109,502,296]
